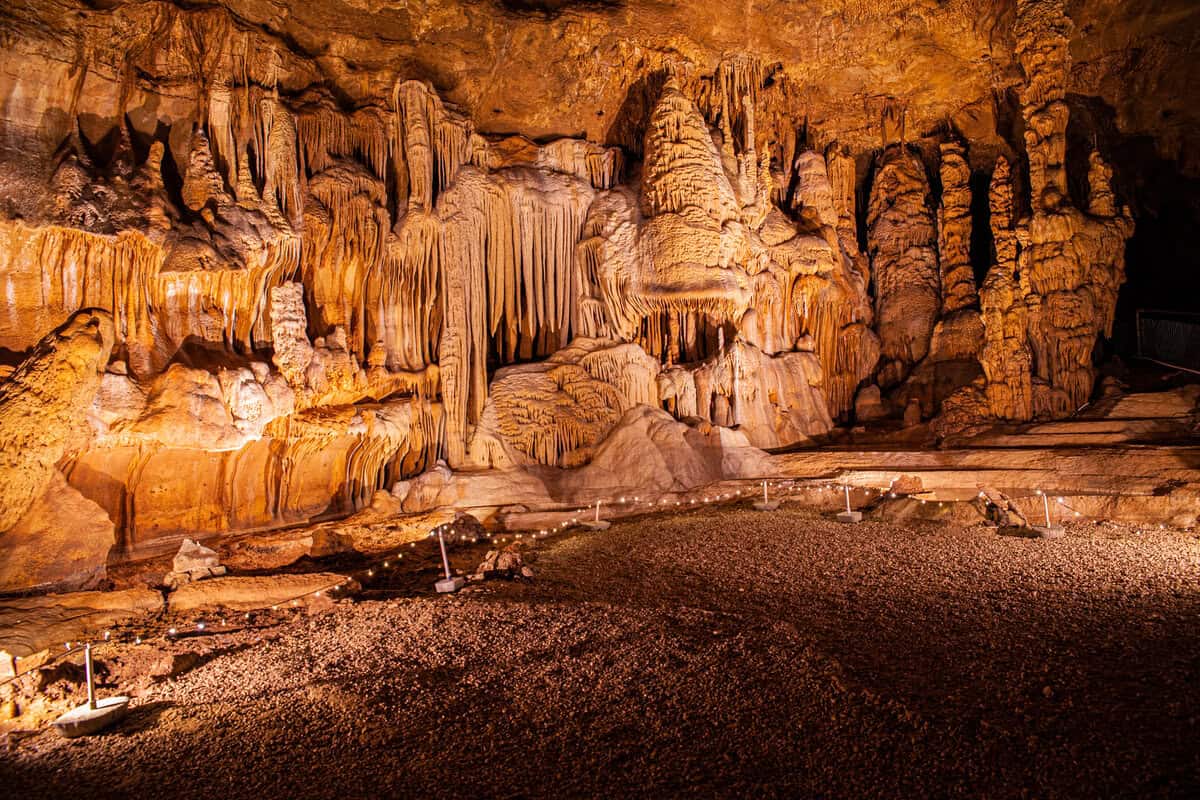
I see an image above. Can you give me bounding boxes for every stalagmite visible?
[867,145,940,388]
[980,156,1034,421]
[1011,0,1134,415]
[937,142,978,313]
[0,2,1170,583]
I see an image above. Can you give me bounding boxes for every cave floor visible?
[3,508,1200,799]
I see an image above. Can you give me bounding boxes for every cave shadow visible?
[1065,94,1200,358]
[604,69,669,158]
[0,345,27,369]
[108,700,174,737]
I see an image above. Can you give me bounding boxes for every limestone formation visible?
[936,143,978,314]
[979,157,1035,422]
[867,145,940,389]
[944,0,1135,432]
[0,0,1184,586]
[0,472,116,593]
[0,310,113,533]
[1015,0,1134,416]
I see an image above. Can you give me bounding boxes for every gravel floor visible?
[3,508,1199,799]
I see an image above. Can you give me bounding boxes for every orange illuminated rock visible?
[0,471,116,593]
[0,310,113,534]
[0,0,1188,583]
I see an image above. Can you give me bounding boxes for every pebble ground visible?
[3,507,1199,799]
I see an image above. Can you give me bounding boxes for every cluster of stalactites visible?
[435,165,599,466]
[584,76,878,429]
[0,221,300,377]
[392,80,474,215]
[472,137,624,192]
[203,83,301,228]
[762,150,876,419]
[261,399,444,518]
[369,215,443,374]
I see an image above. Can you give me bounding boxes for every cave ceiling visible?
[2,0,1198,172]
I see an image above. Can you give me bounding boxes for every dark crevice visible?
[968,169,993,288]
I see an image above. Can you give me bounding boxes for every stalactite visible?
[296,104,392,183]
[391,80,474,215]
[826,146,861,266]
[694,55,765,151]
[301,163,390,359]
[0,221,299,376]
[258,95,303,226]
[368,214,443,373]
[206,84,239,194]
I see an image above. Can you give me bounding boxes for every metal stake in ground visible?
[1032,490,1064,539]
[837,484,862,524]
[85,642,95,709]
[53,643,131,738]
[434,525,466,593]
[583,498,610,530]
[753,479,780,511]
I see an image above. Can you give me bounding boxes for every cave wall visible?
[0,0,1191,584]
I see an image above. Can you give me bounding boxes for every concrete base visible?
[582,520,611,531]
[1033,525,1065,539]
[753,500,781,511]
[54,696,130,738]
[435,576,466,593]
[836,511,863,524]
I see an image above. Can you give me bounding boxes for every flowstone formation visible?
[0,311,116,591]
[0,0,1166,590]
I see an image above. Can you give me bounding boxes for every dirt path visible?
[3,508,1199,798]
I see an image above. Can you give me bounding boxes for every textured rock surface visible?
[0,310,113,535]
[868,145,940,389]
[166,573,355,613]
[0,0,1192,574]
[0,589,161,661]
[0,472,116,593]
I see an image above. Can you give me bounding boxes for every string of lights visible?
[4,473,1171,695]
[0,472,886,691]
